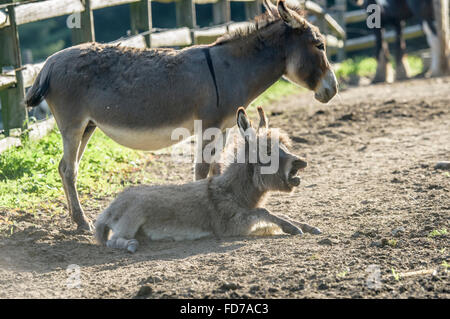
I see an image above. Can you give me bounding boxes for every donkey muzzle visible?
[314,69,338,103]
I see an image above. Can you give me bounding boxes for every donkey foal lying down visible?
[95,107,321,252]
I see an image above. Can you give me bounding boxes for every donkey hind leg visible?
[77,123,96,163]
[59,126,92,231]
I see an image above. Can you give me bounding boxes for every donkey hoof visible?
[127,240,139,253]
[310,227,322,235]
[76,220,94,233]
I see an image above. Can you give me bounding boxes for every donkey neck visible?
[215,163,267,209]
[210,21,288,108]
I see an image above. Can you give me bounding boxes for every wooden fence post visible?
[432,0,450,76]
[71,0,95,44]
[245,0,261,20]
[130,0,152,47]
[176,0,196,28]
[213,0,230,25]
[335,0,347,61]
[0,4,26,135]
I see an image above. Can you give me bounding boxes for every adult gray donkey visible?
[25,0,337,231]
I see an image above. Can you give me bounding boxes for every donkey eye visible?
[316,43,325,51]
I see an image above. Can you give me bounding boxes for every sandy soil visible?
[0,76,449,299]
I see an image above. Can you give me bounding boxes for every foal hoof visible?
[310,227,322,235]
[127,240,139,253]
[290,227,303,236]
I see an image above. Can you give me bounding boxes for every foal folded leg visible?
[105,214,143,253]
[106,236,139,253]
[231,208,303,236]
[276,214,322,235]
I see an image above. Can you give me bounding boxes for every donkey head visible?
[236,106,307,192]
[264,0,338,103]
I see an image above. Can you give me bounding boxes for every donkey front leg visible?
[394,22,410,81]
[59,126,93,231]
[373,28,393,83]
[194,129,226,180]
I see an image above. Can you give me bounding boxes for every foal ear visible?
[257,106,268,131]
[263,0,278,17]
[277,0,307,30]
[236,107,253,141]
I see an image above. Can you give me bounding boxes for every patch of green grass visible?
[428,228,448,238]
[0,127,145,212]
[442,261,449,269]
[391,268,401,281]
[335,55,423,80]
[387,239,398,248]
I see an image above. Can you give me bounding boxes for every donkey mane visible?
[214,6,306,46]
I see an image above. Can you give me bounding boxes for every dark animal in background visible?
[357,0,437,82]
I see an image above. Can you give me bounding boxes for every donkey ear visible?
[277,0,306,29]
[257,106,268,131]
[236,107,254,141]
[237,107,250,135]
[263,0,278,17]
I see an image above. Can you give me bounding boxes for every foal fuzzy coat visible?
[94,107,320,253]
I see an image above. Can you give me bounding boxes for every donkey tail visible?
[94,213,111,246]
[25,60,54,107]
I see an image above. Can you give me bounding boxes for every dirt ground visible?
[0,76,449,299]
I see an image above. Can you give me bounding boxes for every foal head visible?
[234,106,307,193]
[264,0,338,103]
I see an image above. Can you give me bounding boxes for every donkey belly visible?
[96,121,194,151]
